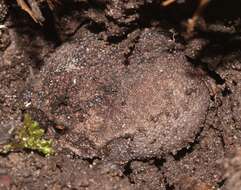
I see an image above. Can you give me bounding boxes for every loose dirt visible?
[0,0,241,189]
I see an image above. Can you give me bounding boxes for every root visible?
[16,0,58,24]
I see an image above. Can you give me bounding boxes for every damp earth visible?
[0,0,241,189]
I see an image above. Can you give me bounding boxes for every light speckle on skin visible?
[28,29,209,162]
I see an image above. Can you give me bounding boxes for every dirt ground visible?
[0,0,241,189]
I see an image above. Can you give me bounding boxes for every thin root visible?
[162,0,176,6]
[187,0,210,34]
[162,0,210,34]
[16,0,58,24]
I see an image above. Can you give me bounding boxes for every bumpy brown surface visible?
[24,28,209,164]
[0,0,241,189]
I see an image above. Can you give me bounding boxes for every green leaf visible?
[1,114,54,156]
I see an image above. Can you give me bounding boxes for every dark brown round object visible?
[28,29,209,162]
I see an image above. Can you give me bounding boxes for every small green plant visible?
[2,114,54,156]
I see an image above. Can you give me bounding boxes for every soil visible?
[0,0,241,189]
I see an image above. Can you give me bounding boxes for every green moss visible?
[2,114,54,156]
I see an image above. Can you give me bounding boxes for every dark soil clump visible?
[0,0,241,189]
